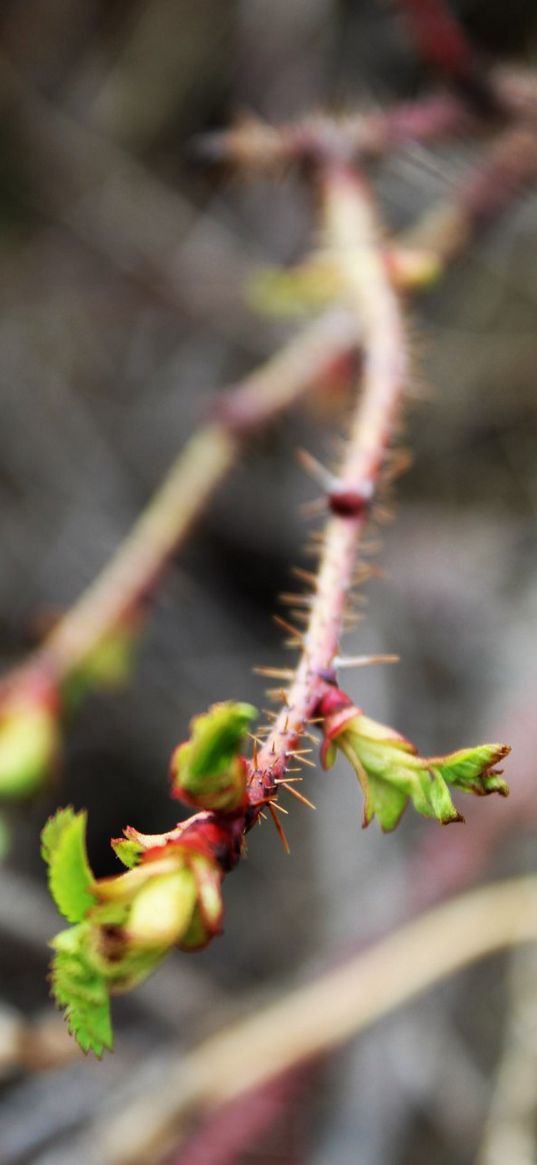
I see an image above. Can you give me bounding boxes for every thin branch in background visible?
[98,875,537,1165]
[0,305,358,797]
[476,942,537,1165]
[0,1007,79,1078]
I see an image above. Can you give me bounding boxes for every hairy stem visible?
[249,164,407,799]
[100,874,537,1165]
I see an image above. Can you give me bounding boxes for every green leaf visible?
[331,712,510,831]
[0,702,58,799]
[42,807,96,924]
[431,744,510,796]
[364,773,408,832]
[183,702,256,779]
[111,837,144,869]
[50,925,112,1057]
[64,624,138,711]
[171,701,256,811]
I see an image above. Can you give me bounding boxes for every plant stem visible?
[99,874,537,1165]
[249,163,407,799]
[3,307,357,694]
[403,122,537,262]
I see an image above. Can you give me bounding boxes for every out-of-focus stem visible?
[100,874,537,1165]
[403,123,537,263]
[248,163,407,800]
[12,308,357,688]
[198,64,537,172]
[199,92,476,168]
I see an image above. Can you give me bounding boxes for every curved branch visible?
[99,874,537,1165]
[2,307,357,699]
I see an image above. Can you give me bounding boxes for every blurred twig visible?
[476,942,537,1165]
[99,875,537,1165]
[3,306,356,696]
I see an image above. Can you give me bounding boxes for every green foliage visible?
[50,925,112,1057]
[42,807,225,1055]
[42,807,96,923]
[0,700,59,800]
[111,836,144,868]
[327,712,510,832]
[171,701,256,811]
[64,624,138,711]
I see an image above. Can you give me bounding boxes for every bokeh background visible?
[1,1,537,1162]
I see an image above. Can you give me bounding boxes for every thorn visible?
[353,564,374,585]
[384,447,412,482]
[268,803,291,853]
[342,612,363,628]
[299,498,327,519]
[279,781,316,809]
[279,593,313,607]
[288,609,310,624]
[262,709,278,720]
[291,567,317,585]
[334,653,399,669]
[259,810,268,821]
[251,738,259,767]
[292,753,316,768]
[296,448,334,488]
[275,775,304,784]
[274,615,304,642]
[373,504,394,525]
[271,800,289,815]
[254,666,295,680]
[266,687,290,703]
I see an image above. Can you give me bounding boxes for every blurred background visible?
[1,1,537,1162]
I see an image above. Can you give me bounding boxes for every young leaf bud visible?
[126,868,198,948]
[320,694,510,831]
[0,695,59,799]
[170,701,256,812]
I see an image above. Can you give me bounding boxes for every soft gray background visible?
[1,2,537,1162]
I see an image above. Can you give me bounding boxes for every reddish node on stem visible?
[328,482,373,518]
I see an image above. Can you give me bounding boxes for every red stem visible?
[247,164,407,803]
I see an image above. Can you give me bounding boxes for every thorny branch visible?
[10,0,537,1063]
[247,162,407,803]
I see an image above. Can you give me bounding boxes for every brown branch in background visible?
[196,65,537,173]
[198,92,477,169]
[0,1007,79,1078]
[247,162,407,802]
[171,1067,312,1165]
[1,307,357,697]
[476,943,537,1165]
[403,122,537,263]
[98,875,537,1165]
